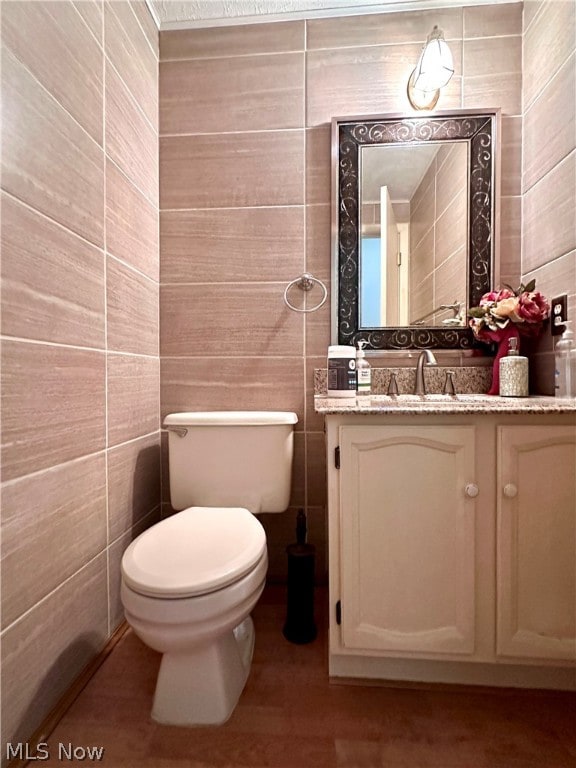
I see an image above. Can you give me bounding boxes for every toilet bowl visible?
[120,411,297,726]
[122,507,267,725]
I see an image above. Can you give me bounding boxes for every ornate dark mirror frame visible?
[332,109,500,350]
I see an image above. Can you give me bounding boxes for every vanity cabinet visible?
[496,425,576,662]
[325,412,576,688]
[339,425,477,656]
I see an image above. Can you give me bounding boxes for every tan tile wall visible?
[434,143,468,320]
[0,0,159,751]
[522,0,576,392]
[409,143,468,324]
[158,3,523,581]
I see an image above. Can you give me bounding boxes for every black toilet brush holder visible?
[283,509,317,644]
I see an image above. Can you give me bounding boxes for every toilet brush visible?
[283,509,317,644]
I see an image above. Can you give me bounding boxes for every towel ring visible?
[283,273,328,313]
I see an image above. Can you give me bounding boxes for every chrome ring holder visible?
[283,273,328,313]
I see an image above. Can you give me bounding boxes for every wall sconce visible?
[407,25,454,110]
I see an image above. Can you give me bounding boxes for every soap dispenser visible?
[499,336,529,397]
[356,340,372,395]
[555,323,574,398]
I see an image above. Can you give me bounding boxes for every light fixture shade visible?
[413,26,454,93]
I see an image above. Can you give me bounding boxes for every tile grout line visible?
[303,18,309,513]
[103,1,112,641]
[0,334,160,359]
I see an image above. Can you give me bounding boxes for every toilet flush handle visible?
[165,425,188,438]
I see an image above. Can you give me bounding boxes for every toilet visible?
[120,410,297,726]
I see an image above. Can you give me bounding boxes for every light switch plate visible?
[551,294,568,335]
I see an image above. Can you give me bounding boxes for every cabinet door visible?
[497,425,576,661]
[339,425,477,656]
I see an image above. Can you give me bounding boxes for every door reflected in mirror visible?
[359,142,468,329]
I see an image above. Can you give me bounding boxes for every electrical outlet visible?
[551,294,568,335]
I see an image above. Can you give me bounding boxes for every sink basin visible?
[368,393,494,406]
[419,394,493,403]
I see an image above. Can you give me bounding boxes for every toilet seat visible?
[122,507,266,599]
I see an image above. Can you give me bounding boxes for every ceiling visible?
[147,0,517,30]
[362,144,440,203]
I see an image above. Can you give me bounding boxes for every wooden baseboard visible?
[7,622,130,768]
[329,675,576,697]
[329,656,576,692]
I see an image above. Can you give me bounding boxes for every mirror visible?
[360,142,468,328]
[332,109,499,350]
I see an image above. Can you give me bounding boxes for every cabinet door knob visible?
[503,483,518,498]
[465,483,479,498]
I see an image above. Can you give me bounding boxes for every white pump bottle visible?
[356,340,372,395]
[555,323,575,398]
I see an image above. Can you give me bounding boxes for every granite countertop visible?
[314,367,576,414]
[314,394,576,415]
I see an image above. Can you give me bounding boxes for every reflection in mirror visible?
[359,142,468,329]
[332,109,499,350]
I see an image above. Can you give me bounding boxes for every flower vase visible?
[487,325,521,395]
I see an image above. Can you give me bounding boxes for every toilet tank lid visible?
[164,411,298,427]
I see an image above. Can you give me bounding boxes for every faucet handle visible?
[387,372,399,395]
[443,370,456,395]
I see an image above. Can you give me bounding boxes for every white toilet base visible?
[151,616,256,726]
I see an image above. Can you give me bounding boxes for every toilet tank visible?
[163,411,298,514]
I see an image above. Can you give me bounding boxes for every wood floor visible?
[38,586,576,767]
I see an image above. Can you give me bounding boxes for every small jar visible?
[499,337,529,397]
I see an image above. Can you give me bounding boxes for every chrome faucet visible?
[414,350,437,395]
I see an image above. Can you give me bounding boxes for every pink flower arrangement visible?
[468,281,550,395]
[468,280,550,342]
